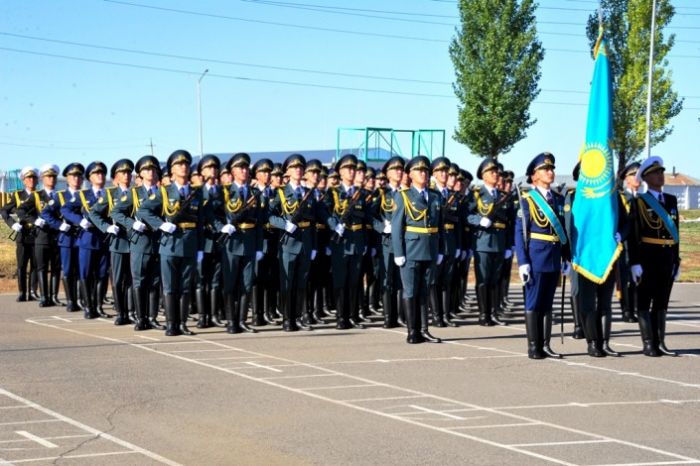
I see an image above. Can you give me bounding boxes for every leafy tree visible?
[586,0,683,171]
[450,0,543,159]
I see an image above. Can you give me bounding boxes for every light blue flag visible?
[571,30,622,284]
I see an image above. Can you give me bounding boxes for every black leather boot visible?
[571,296,584,339]
[637,309,660,357]
[196,288,210,329]
[239,292,257,333]
[656,309,677,356]
[148,288,165,330]
[420,296,441,343]
[16,267,27,302]
[348,285,365,329]
[477,284,494,326]
[490,287,507,326]
[541,311,562,358]
[97,277,111,317]
[601,311,620,356]
[38,272,52,308]
[224,293,239,334]
[312,288,326,325]
[63,277,76,312]
[525,311,544,359]
[210,289,225,327]
[51,274,64,306]
[430,286,446,328]
[621,280,638,323]
[133,287,151,331]
[404,297,422,344]
[29,269,40,301]
[382,289,397,329]
[164,294,181,336]
[397,290,406,327]
[79,279,98,319]
[296,288,312,331]
[252,285,266,326]
[284,291,298,332]
[442,289,458,327]
[335,288,350,330]
[179,294,195,335]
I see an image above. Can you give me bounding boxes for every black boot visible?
[525,311,544,359]
[224,293,239,334]
[79,279,98,319]
[442,289,458,327]
[382,289,397,329]
[164,294,181,336]
[29,269,40,301]
[238,292,257,333]
[179,294,195,335]
[312,286,326,324]
[252,285,266,326]
[148,289,165,330]
[96,277,111,317]
[16,267,27,302]
[348,285,365,329]
[541,312,562,358]
[63,277,77,312]
[601,311,620,357]
[583,308,605,357]
[430,286,447,328]
[196,288,210,329]
[490,287,507,326]
[477,284,494,326]
[656,309,677,356]
[210,289,225,327]
[621,280,639,323]
[113,282,132,326]
[283,291,298,332]
[404,297,422,344]
[335,288,350,330]
[571,296,584,339]
[38,272,52,308]
[51,274,64,306]
[296,288,312,331]
[133,287,151,331]
[637,309,660,357]
[397,290,406,327]
[420,296,441,343]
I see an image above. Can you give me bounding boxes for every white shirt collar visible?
[535,185,551,198]
[173,182,189,193]
[647,188,662,197]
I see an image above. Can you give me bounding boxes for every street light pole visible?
[644,0,657,159]
[197,69,209,157]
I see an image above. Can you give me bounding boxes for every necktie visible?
[422,190,428,203]
[546,190,553,205]
[179,187,186,198]
[240,186,247,201]
[296,187,303,200]
[97,190,103,199]
[210,186,216,195]
[442,188,448,199]
[348,187,354,198]
[658,193,664,205]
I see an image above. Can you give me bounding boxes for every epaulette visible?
[398,187,409,192]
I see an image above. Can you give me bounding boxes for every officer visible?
[268,154,318,331]
[467,158,512,326]
[371,156,404,328]
[324,154,370,330]
[327,169,340,190]
[429,157,460,328]
[195,154,225,329]
[219,163,233,187]
[32,165,62,307]
[1,167,39,302]
[251,158,279,326]
[563,163,584,340]
[457,169,476,313]
[190,163,203,187]
[362,166,380,319]
[514,153,570,359]
[88,159,134,325]
[112,155,163,330]
[392,155,444,344]
[139,150,206,336]
[618,162,642,323]
[629,156,680,357]
[215,153,264,334]
[303,158,328,325]
[498,170,517,313]
[40,164,84,314]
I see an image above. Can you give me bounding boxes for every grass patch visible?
[680,222,700,282]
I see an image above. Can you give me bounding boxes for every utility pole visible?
[197,69,209,157]
[149,138,155,156]
[644,0,658,159]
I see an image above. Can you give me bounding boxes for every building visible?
[663,169,700,210]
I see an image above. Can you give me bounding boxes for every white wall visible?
[664,185,700,209]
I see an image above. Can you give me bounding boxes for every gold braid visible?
[279,188,299,215]
[637,198,664,231]
[474,190,494,216]
[399,190,426,222]
[222,186,244,213]
[525,195,550,228]
[332,189,348,215]
[380,189,395,213]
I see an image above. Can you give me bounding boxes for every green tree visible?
[450,0,543,159]
[586,0,683,171]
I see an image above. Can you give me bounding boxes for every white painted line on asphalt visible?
[27,319,700,466]
[0,420,60,427]
[341,395,426,403]
[589,461,700,466]
[449,422,541,429]
[298,384,377,391]
[262,374,337,380]
[244,362,283,373]
[195,356,264,361]
[14,431,57,448]
[134,335,160,341]
[11,450,139,463]
[510,439,614,447]
[0,387,181,466]
[169,348,237,353]
[408,405,467,420]
[458,399,700,412]
[50,316,72,323]
[0,435,93,445]
[0,406,29,411]
[317,354,524,365]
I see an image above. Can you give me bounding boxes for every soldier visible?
[392,155,444,344]
[139,150,206,336]
[268,154,318,331]
[498,170,517,313]
[219,164,232,187]
[88,159,134,325]
[303,159,329,325]
[1,167,39,302]
[467,158,512,326]
[457,169,476,312]
[514,153,570,359]
[32,165,62,307]
[190,163,203,187]
[40,163,84,314]
[564,163,584,340]
[629,156,680,357]
[324,154,370,330]
[429,157,460,328]
[371,156,404,328]
[195,155,225,329]
[359,166,378,321]
[112,155,164,331]
[215,153,264,334]
[327,169,340,190]
[618,162,641,323]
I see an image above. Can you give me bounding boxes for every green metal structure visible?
[336,127,445,165]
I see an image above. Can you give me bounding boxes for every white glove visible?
[519,264,531,284]
[59,222,71,232]
[11,223,22,232]
[159,222,176,234]
[311,250,317,261]
[437,254,444,265]
[363,246,368,255]
[394,256,406,267]
[460,250,468,261]
[325,246,332,256]
[479,216,492,228]
[383,220,391,234]
[106,225,120,235]
[630,264,643,284]
[561,261,571,277]
[614,232,622,243]
[34,217,46,228]
[196,251,204,263]
[334,223,345,237]
[132,220,146,233]
[455,248,461,259]
[255,251,264,262]
[371,248,377,258]
[674,264,681,282]
[505,249,513,260]
[79,218,92,230]
[284,221,297,234]
[221,223,235,235]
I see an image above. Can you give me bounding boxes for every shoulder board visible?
[398,187,409,192]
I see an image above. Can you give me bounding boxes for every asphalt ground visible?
[1,283,699,465]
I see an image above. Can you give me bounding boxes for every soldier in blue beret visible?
[392,155,444,344]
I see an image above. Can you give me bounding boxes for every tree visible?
[586,0,683,171]
[450,0,543,159]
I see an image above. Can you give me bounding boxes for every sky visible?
[1,0,699,179]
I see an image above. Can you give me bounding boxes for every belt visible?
[464,226,471,232]
[297,221,311,229]
[177,222,197,230]
[365,224,372,230]
[237,222,256,230]
[492,222,506,230]
[316,223,326,230]
[444,223,455,230]
[344,223,364,232]
[405,226,438,234]
[530,232,559,243]
[641,236,676,246]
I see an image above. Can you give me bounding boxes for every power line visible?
[0,141,149,151]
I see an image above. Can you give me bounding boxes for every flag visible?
[571,29,622,284]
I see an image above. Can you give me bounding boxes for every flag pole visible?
[644,0,658,159]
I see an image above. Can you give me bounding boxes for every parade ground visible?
[1,284,699,466]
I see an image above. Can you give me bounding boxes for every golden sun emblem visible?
[579,144,613,199]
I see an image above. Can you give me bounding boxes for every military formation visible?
[1,150,682,358]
